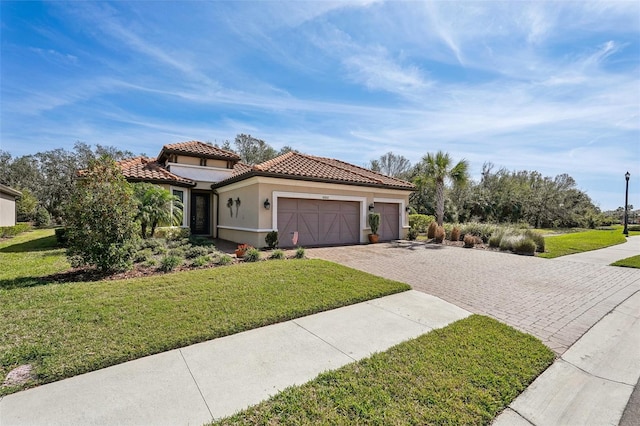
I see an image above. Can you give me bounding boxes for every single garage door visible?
[373,202,399,241]
[277,198,360,247]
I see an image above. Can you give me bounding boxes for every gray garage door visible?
[373,202,399,241]
[277,198,360,247]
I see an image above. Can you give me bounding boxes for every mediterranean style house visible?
[0,184,22,227]
[119,141,415,248]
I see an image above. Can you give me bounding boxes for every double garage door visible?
[277,198,360,248]
[277,198,400,247]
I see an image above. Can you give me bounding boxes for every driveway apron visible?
[308,240,640,355]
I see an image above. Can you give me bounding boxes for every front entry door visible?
[190,192,210,235]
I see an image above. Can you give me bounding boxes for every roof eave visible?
[212,171,415,191]
[158,147,240,163]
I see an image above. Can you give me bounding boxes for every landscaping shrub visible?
[368,213,381,236]
[153,226,190,241]
[192,255,211,267]
[514,238,536,255]
[189,236,213,246]
[294,246,306,259]
[159,254,183,272]
[0,223,31,238]
[461,222,498,243]
[243,247,261,262]
[628,225,640,232]
[488,231,503,248]
[408,214,435,233]
[265,231,278,249]
[434,226,445,243]
[64,156,139,273]
[185,245,209,259]
[217,254,233,265]
[54,227,68,246]
[499,234,522,252]
[143,258,158,267]
[427,221,437,239]
[167,238,190,249]
[134,248,154,263]
[34,206,51,228]
[168,247,186,258]
[407,228,418,241]
[450,226,461,242]
[524,229,545,252]
[463,234,475,248]
[269,249,284,260]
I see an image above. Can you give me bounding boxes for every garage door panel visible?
[373,203,399,241]
[277,198,360,247]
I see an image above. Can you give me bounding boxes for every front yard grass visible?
[611,255,640,268]
[0,228,70,287]
[214,315,555,425]
[539,228,627,258]
[0,259,409,396]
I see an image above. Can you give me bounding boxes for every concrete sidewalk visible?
[0,290,470,425]
[553,234,640,265]
[493,290,640,426]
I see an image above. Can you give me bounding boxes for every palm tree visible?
[418,151,469,226]
[133,183,183,238]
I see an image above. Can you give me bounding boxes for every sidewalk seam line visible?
[507,406,537,426]
[560,358,638,387]
[364,297,443,328]
[179,348,214,421]
[291,321,358,362]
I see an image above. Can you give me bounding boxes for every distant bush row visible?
[0,222,31,239]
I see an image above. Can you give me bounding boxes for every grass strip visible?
[539,228,627,258]
[214,315,555,425]
[0,229,70,287]
[611,255,640,268]
[0,259,408,396]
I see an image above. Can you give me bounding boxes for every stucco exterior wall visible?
[215,176,411,247]
[174,155,229,168]
[0,192,18,227]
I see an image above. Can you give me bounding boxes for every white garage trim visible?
[272,191,368,244]
[217,225,275,233]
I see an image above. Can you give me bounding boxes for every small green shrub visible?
[54,227,68,246]
[167,238,190,249]
[514,238,536,255]
[294,246,306,259]
[243,247,261,262]
[185,245,209,259]
[407,228,419,241]
[489,231,503,248]
[368,213,381,235]
[461,222,498,243]
[153,226,190,241]
[159,254,183,272]
[140,238,163,250]
[265,231,278,249]
[143,258,158,267]
[217,254,233,265]
[499,234,522,252]
[628,225,640,232]
[189,236,213,246]
[134,248,154,263]
[168,247,186,257]
[269,249,285,259]
[427,221,437,239]
[408,214,435,233]
[463,234,475,248]
[450,226,461,242]
[434,226,445,243]
[153,245,168,256]
[192,255,211,267]
[35,206,51,228]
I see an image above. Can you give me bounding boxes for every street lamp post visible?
[623,171,630,236]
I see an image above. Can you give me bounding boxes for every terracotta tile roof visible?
[158,141,240,162]
[220,152,414,190]
[118,157,195,187]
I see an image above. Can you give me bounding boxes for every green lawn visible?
[214,315,555,425]
[611,255,640,268]
[0,228,70,288]
[539,228,627,258]
[0,259,409,396]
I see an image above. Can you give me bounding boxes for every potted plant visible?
[368,212,380,243]
[235,243,252,258]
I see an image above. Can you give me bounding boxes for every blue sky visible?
[1,1,638,211]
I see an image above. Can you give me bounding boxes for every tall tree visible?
[234,134,278,164]
[369,152,411,179]
[417,151,469,226]
[132,183,183,238]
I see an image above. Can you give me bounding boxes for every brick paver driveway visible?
[308,242,640,354]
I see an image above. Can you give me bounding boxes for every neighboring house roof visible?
[0,184,22,198]
[118,157,196,187]
[214,152,415,190]
[157,141,241,163]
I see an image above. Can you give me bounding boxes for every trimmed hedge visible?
[0,222,31,238]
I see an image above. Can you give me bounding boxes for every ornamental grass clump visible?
[294,246,306,259]
[499,234,521,252]
[159,254,183,272]
[427,221,438,239]
[450,226,461,242]
[524,230,545,253]
[514,238,537,255]
[243,247,261,262]
[192,255,211,267]
[463,234,476,248]
[269,249,285,260]
[434,226,445,243]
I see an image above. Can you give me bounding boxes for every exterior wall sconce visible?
[368,203,375,211]
[405,206,411,213]
[264,198,271,210]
